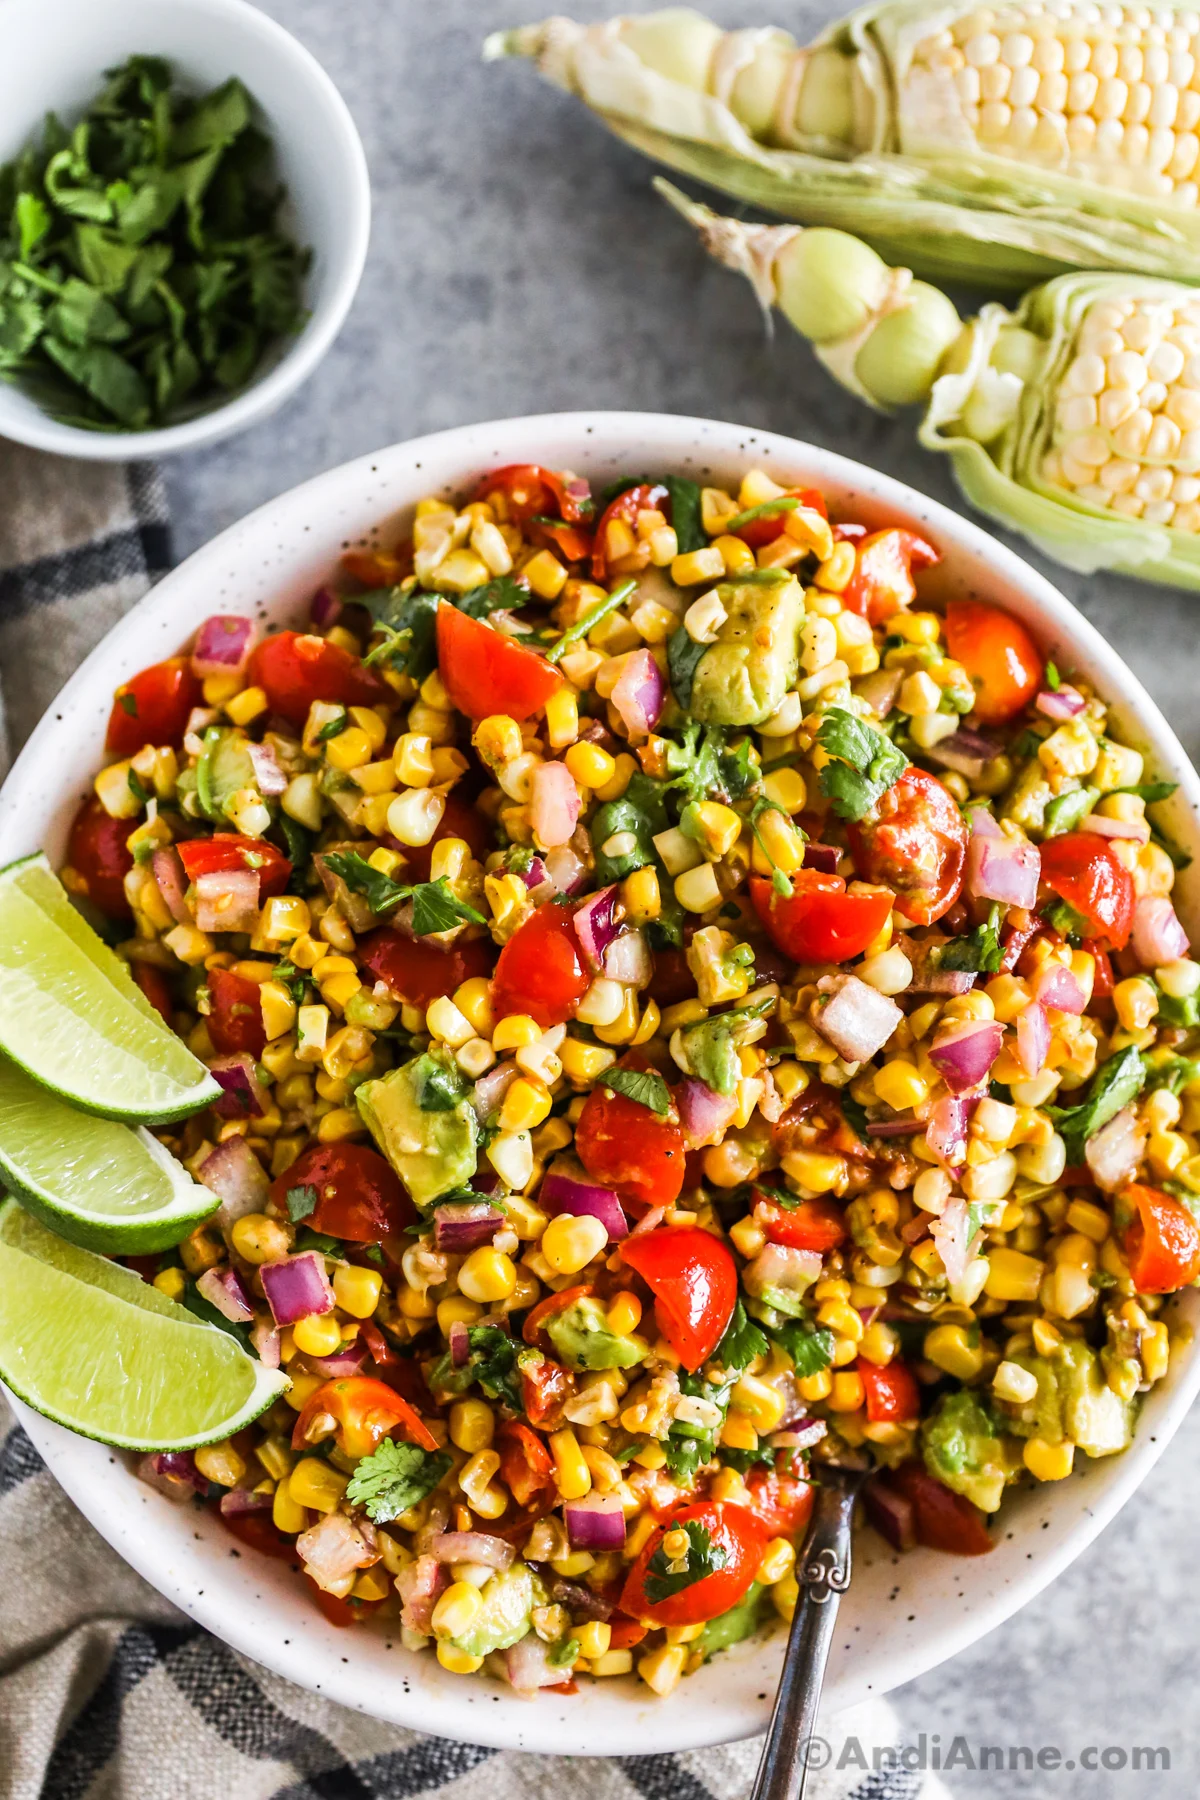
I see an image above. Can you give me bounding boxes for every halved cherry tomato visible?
[648,945,697,1009]
[107,657,201,755]
[575,1059,688,1210]
[132,962,174,1024]
[743,1465,815,1540]
[749,872,892,965]
[436,604,562,723]
[206,966,266,1057]
[841,528,938,626]
[246,631,387,728]
[532,518,593,563]
[944,600,1044,726]
[754,1190,847,1253]
[496,1421,557,1508]
[177,834,292,899]
[1040,833,1135,951]
[620,1501,767,1626]
[847,766,968,926]
[269,1143,414,1243]
[359,927,493,1011]
[521,1356,575,1427]
[1123,1183,1200,1294]
[303,1575,382,1627]
[522,1284,591,1348]
[732,487,828,550]
[592,483,668,579]
[491,901,589,1027]
[620,1226,737,1371]
[293,1376,437,1460]
[607,1618,649,1650]
[886,1464,992,1555]
[66,794,134,920]
[859,1360,921,1424]
[397,790,493,883]
[475,464,592,525]
[219,1508,296,1560]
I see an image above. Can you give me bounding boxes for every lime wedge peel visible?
[0,854,220,1124]
[0,1201,287,1451]
[0,1057,219,1252]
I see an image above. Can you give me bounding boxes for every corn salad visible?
[71,457,1199,1696]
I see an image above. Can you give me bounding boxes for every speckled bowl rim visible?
[2,411,1198,1755]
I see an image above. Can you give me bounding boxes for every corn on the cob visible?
[487,2,1200,285]
[662,178,1200,587]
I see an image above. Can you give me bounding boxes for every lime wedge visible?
[0,1201,286,1449]
[0,1058,219,1252]
[0,854,219,1122]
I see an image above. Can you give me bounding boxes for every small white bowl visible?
[0,0,369,459]
[2,412,1198,1754]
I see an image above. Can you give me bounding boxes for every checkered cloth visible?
[0,441,949,1800]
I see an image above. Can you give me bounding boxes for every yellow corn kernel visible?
[492,1014,542,1051]
[289,1457,350,1513]
[426,994,475,1049]
[387,787,445,847]
[221,683,266,726]
[797,1368,833,1403]
[559,1039,617,1084]
[779,1149,844,1193]
[817,1300,864,1342]
[153,1266,187,1302]
[523,548,569,600]
[1143,1321,1170,1383]
[577,1620,612,1660]
[607,1292,642,1336]
[499,1076,552,1132]
[638,1643,687,1696]
[437,1296,483,1336]
[449,1399,495,1455]
[544,684,579,749]
[1024,1437,1075,1482]
[924,1324,986,1381]
[448,977,492,1038]
[164,924,214,966]
[762,767,807,814]
[672,545,726,586]
[828,1371,865,1413]
[458,1246,517,1303]
[272,1481,308,1535]
[593,752,635,803]
[319,1109,367,1148]
[257,980,295,1043]
[730,1374,787,1432]
[756,1537,797,1587]
[293,1312,342,1358]
[712,533,756,577]
[984,1247,1045,1303]
[753,807,807,875]
[674,862,722,914]
[282,1371,324,1413]
[474,714,524,767]
[873,1060,929,1111]
[565,740,617,789]
[332,1264,383,1319]
[621,865,661,925]
[589,1649,634,1677]
[542,1212,609,1275]
[549,1428,592,1499]
[352,1565,392,1604]
[392,733,435,788]
[324,725,373,774]
[436,1643,484,1674]
[432,1581,484,1639]
[230,1212,291,1264]
[693,801,741,857]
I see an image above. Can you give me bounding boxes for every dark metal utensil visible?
[749,1461,869,1800]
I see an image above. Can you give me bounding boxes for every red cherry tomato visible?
[246,631,387,728]
[521,1357,575,1427]
[620,1501,767,1626]
[742,1464,815,1540]
[206,966,266,1058]
[269,1143,414,1243]
[107,657,201,755]
[436,604,562,724]
[522,1283,592,1348]
[359,927,493,1011]
[304,1575,383,1627]
[648,945,695,1009]
[841,528,938,626]
[575,1060,688,1211]
[177,834,292,899]
[749,872,892,965]
[132,962,174,1024]
[491,901,590,1027]
[1083,939,1115,999]
[219,1508,296,1559]
[475,464,592,525]
[1040,833,1135,951]
[66,794,134,920]
[847,766,968,926]
[732,487,828,550]
[607,1618,649,1650]
[592,483,668,578]
[496,1421,557,1508]
[532,518,593,563]
[859,1360,921,1424]
[1123,1183,1200,1294]
[754,1190,847,1253]
[620,1226,737,1371]
[886,1463,992,1555]
[398,790,493,883]
[944,600,1044,726]
[293,1376,437,1460]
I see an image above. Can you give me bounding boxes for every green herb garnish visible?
[322,852,485,934]
[1046,1046,1145,1165]
[545,579,636,665]
[285,1183,318,1223]
[602,1066,672,1116]
[816,708,909,822]
[345,1439,451,1523]
[938,904,1004,975]
[644,1519,729,1603]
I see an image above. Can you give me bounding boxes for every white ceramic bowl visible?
[0,0,369,459]
[2,411,1198,1755]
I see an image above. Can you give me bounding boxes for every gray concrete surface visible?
[164,2,1200,1790]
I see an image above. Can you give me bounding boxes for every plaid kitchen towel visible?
[0,441,949,1800]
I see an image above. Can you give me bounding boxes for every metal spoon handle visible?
[748,1482,857,1800]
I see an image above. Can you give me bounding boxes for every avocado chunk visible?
[451,1563,538,1659]
[697,1582,770,1658]
[355,1052,478,1208]
[1005,1341,1135,1459]
[545,1295,647,1372]
[685,576,804,727]
[921,1389,1018,1514]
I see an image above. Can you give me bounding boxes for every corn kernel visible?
[153,1266,186,1302]
[542,1213,608,1275]
[289,1457,350,1513]
[436,1643,484,1674]
[437,1295,483,1335]
[231,1212,290,1264]
[1023,1437,1075,1482]
[607,1292,642,1336]
[492,1014,542,1051]
[432,1581,484,1640]
[544,685,579,749]
[272,1481,308,1535]
[458,1246,518,1303]
[829,1371,865,1413]
[712,533,756,576]
[427,995,475,1049]
[499,1076,553,1132]
[756,1537,796,1587]
[672,545,726,586]
[591,1649,634,1677]
[293,1312,342,1357]
[638,1644,687,1696]
[674,862,722,914]
[549,1428,592,1499]
[730,1373,787,1431]
[577,1620,612,1660]
[779,1149,844,1193]
[332,1264,383,1319]
[924,1324,986,1382]
[559,1039,617,1084]
[450,1399,495,1454]
[565,740,617,789]
[984,1247,1045,1303]
[523,549,569,600]
[993,1360,1039,1405]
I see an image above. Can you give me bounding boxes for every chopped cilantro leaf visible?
[603,1067,672,1116]
[938,904,1004,975]
[644,1519,729,1603]
[816,709,909,822]
[127,768,152,807]
[323,852,485,933]
[1046,1046,1145,1165]
[345,1439,451,1523]
[714,1300,768,1374]
[664,476,705,553]
[768,1315,835,1378]
[118,691,138,717]
[285,1183,318,1223]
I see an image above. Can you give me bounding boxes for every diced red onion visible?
[1036,685,1086,720]
[251,1318,281,1369]
[516,854,551,891]
[1033,964,1086,1015]
[297,1511,373,1592]
[743,1241,823,1301]
[532,759,581,850]
[307,1338,369,1379]
[928,1019,1004,1094]
[1082,813,1149,843]
[219,1485,272,1517]
[930,1195,974,1287]
[310,585,343,630]
[1085,1104,1146,1192]
[775,1419,827,1451]
[1131,895,1190,968]
[397,1554,447,1634]
[675,1077,738,1149]
[924,733,989,779]
[817,974,903,1063]
[899,935,977,996]
[925,1095,975,1167]
[802,843,839,874]
[866,1115,925,1137]
[191,615,253,677]
[573,885,621,971]
[434,1201,504,1251]
[544,843,588,894]
[449,1320,471,1367]
[863,1478,917,1553]
[611,649,666,738]
[966,815,1040,909]
[603,928,653,986]
[505,1632,569,1695]
[852,666,903,717]
[1015,1000,1050,1078]
[431,1531,515,1571]
[564,1494,627,1550]
[194,867,260,935]
[152,846,192,924]
[138,1450,206,1500]
[247,741,287,797]
[198,1136,270,1225]
[473,1060,519,1123]
[209,1053,269,1119]
[197,1264,254,1323]
[541,1164,627,1240]
[260,1251,335,1327]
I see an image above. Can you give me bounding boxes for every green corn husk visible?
[486,3,1200,288]
[660,180,1200,590]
